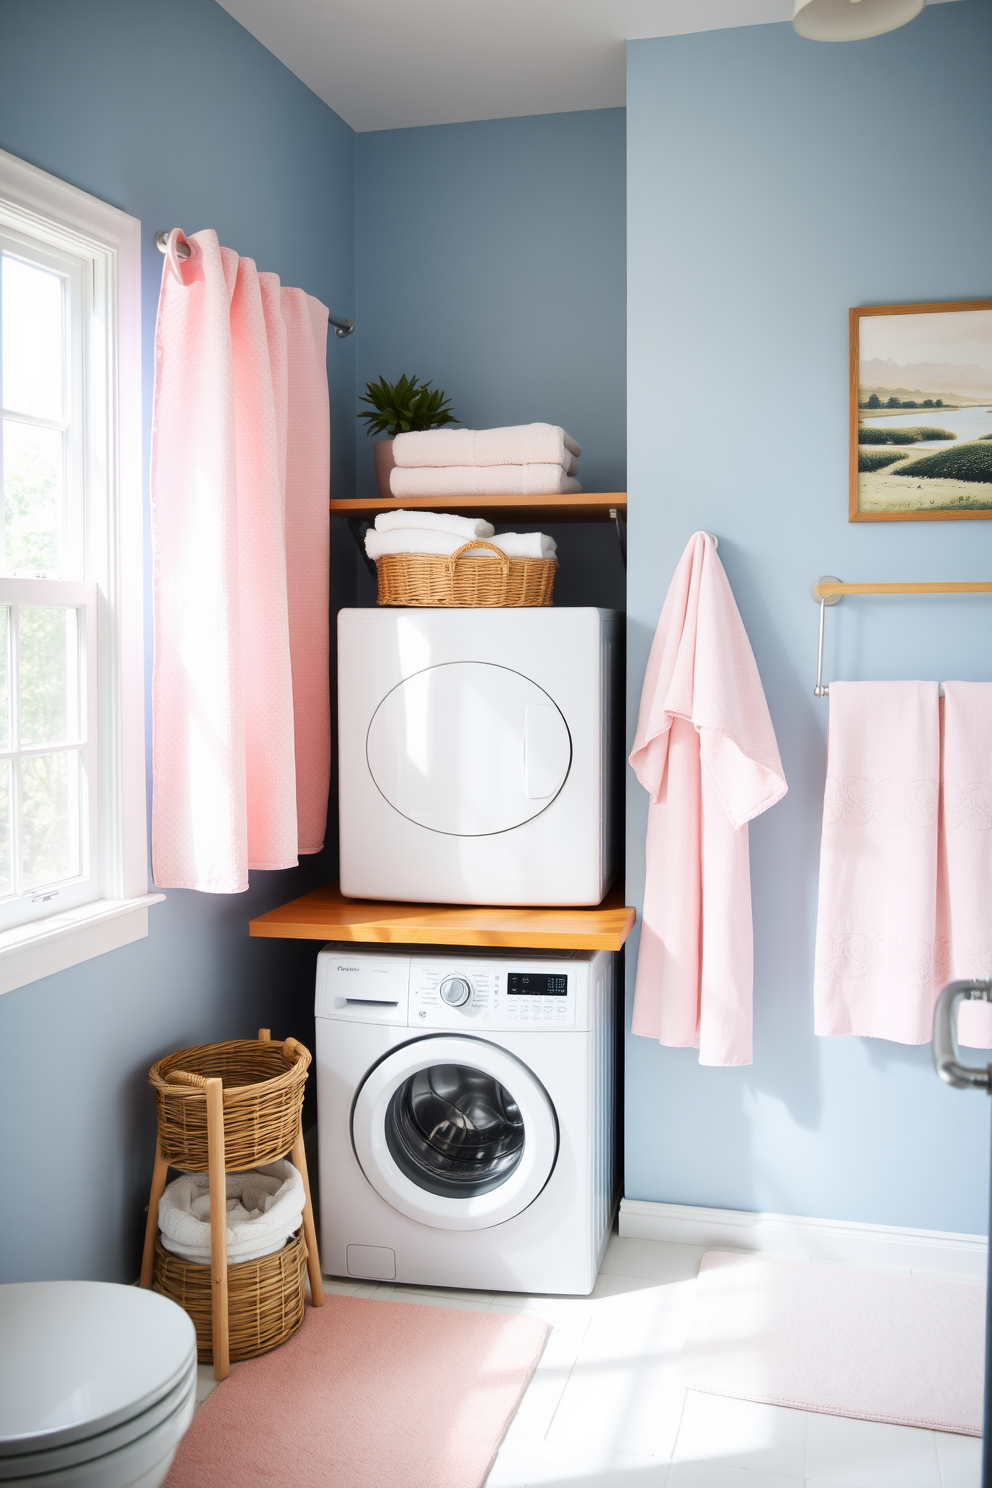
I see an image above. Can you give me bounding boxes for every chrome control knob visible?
[439,975,472,1008]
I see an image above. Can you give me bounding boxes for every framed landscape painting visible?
[850,299,992,522]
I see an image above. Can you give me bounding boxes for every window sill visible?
[0,893,165,996]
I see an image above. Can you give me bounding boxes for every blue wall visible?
[3,0,983,1283]
[355,112,627,610]
[626,1,992,1235]
[0,0,356,1283]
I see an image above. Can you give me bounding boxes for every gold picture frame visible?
[850,299,992,522]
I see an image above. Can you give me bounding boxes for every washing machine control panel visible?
[409,962,575,1030]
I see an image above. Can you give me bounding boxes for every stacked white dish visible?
[0,1281,196,1488]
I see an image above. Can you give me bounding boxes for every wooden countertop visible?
[249,882,635,951]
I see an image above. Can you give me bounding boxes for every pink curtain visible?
[150,229,330,893]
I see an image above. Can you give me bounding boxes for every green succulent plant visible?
[358,373,458,438]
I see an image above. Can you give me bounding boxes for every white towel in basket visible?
[373,509,495,539]
[157,1159,304,1264]
[364,528,557,561]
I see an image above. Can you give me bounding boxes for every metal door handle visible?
[933,980,992,1092]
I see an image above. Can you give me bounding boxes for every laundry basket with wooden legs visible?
[138,1029,323,1380]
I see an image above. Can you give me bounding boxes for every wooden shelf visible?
[329,493,626,525]
[249,882,635,951]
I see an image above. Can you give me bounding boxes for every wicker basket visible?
[376,539,556,608]
[153,1229,307,1363]
[149,1037,310,1172]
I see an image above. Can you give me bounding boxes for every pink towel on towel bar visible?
[629,532,787,1066]
[938,683,992,1048]
[150,230,330,892]
[813,682,940,1043]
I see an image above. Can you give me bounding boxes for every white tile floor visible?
[195,1235,983,1488]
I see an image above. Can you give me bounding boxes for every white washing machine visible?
[315,943,616,1295]
[337,607,621,905]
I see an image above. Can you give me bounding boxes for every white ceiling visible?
[217,0,956,134]
[215,0,797,133]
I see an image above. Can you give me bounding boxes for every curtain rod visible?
[155,230,354,338]
[810,575,992,698]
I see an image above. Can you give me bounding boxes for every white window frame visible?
[0,229,86,576]
[0,148,162,995]
[0,579,98,931]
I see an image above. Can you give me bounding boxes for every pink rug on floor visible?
[680,1250,985,1435]
[165,1294,549,1488]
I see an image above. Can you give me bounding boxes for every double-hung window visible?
[0,149,160,994]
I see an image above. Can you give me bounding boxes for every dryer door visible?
[352,1036,559,1231]
[365,663,571,836]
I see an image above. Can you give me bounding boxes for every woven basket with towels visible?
[365,510,557,607]
[376,539,556,607]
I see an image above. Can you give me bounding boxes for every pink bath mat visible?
[680,1250,985,1435]
[165,1294,549,1488]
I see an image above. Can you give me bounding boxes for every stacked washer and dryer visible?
[319,606,622,1296]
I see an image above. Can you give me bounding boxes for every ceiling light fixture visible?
[793,0,924,41]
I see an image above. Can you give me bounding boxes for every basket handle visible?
[164,1069,208,1089]
[282,1036,306,1066]
[445,540,510,573]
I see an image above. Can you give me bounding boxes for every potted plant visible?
[358,374,458,498]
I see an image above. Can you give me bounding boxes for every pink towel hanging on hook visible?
[629,532,787,1066]
[150,230,330,893]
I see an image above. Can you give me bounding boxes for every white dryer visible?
[337,608,621,905]
[315,944,616,1295]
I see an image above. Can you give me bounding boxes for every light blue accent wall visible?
[625,2,992,1235]
[2,0,981,1285]
[0,0,356,1283]
[355,113,627,610]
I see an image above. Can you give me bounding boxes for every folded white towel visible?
[373,509,495,539]
[391,444,576,478]
[157,1160,305,1265]
[486,531,558,560]
[365,528,557,561]
[393,424,581,470]
[390,465,581,499]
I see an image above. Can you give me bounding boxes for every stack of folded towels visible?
[364,508,557,562]
[389,422,581,497]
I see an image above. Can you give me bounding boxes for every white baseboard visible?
[619,1198,988,1282]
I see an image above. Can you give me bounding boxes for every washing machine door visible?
[352,1036,559,1231]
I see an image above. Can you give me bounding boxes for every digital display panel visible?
[507,973,568,997]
